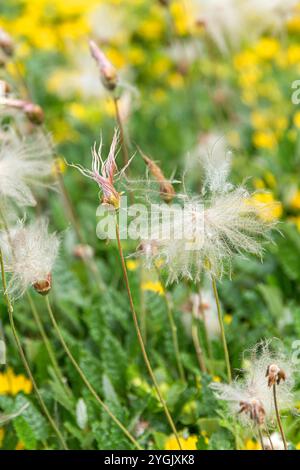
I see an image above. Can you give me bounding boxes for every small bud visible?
[23,102,44,125]
[89,40,118,91]
[76,398,88,430]
[73,244,94,260]
[0,28,14,56]
[140,150,175,203]
[33,273,52,296]
[266,364,286,387]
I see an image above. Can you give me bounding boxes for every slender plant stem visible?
[191,301,207,374]
[115,220,182,449]
[113,97,129,166]
[44,296,142,450]
[155,268,185,382]
[26,292,72,397]
[273,384,288,450]
[264,426,274,450]
[211,277,232,383]
[258,426,265,450]
[198,290,214,375]
[139,266,147,343]
[0,250,68,450]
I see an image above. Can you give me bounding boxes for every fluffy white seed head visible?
[139,188,273,283]
[211,340,295,426]
[0,218,60,298]
[0,129,53,208]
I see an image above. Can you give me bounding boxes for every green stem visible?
[26,292,72,397]
[0,250,68,450]
[115,220,182,449]
[198,290,214,375]
[191,301,207,374]
[44,296,142,450]
[273,383,288,450]
[156,269,185,382]
[258,426,265,451]
[211,277,232,383]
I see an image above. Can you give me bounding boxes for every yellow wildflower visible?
[0,368,32,396]
[254,38,280,61]
[253,178,265,190]
[293,111,300,129]
[201,430,209,445]
[251,111,268,130]
[15,441,25,450]
[52,157,67,176]
[212,376,221,383]
[168,72,184,89]
[165,434,198,450]
[287,44,300,65]
[0,428,4,448]
[253,130,277,150]
[233,50,258,71]
[126,260,140,271]
[141,281,164,295]
[264,172,277,189]
[289,190,300,210]
[224,314,233,325]
[251,193,283,222]
[296,442,300,450]
[244,439,261,450]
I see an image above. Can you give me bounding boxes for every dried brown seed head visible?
[140,149,175,203]
[33,273,52,296]
[239,397,266,425]
[266,364,286,387]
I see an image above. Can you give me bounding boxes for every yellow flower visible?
[287,44,300,65]
[141,281,164,295]
[15,441,25,450]
[296,442,300,450]
[251,111,268,130]
[126,260,140,271]
[167,72,184,89]
[251,193,283,222]
[233,50,258,71]
[253,178,265,190]
[0,368,32,396]
[127,47,146,66]
[289,190,300,210]
[293,111,300,129]
[244,439,261,450]
[224,314,233,325]
[52,157,67,176]
[0,428,4,448]
[139,18,164,41]
[165,434,198,450]
[212,375,221,383]
[254,38,280,61]
[253,130,277,150]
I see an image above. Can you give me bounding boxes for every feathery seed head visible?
[0,129,53,207]
[211,340,295,426]
[0,219,59,299]
[72,129,122,209]
[89,40,118,91]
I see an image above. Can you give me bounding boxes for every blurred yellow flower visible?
[167,72,184,89]
[224,314,233,325]
[165,434,198,450]
[141,281,164,295]
[289,189,300,210]
[127,46,146,66]
[264,172,277,189]
[293,111,300,129]
[287,44,300,65]
[251,111,268,129]
[212,376,221,383]
[289,216,300,231]
[254,37,280,61]
[139,18,164,41]
[253,178,265,190]
[0,428,4,448]
[126,259,140,271]
[296,442,300,450]
[244,439,261,450]
[15,441,25,450]
[251,193,283,222]
[0,368,32,396]
[52,157,67,176]
[253,130,277,150]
